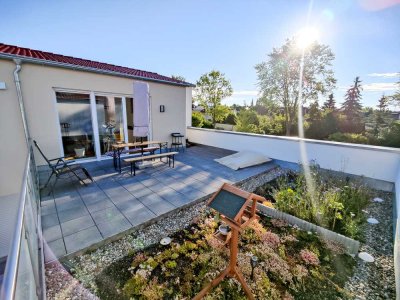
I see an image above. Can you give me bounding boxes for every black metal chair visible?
[170,133,185,152]
[33,140,93,194]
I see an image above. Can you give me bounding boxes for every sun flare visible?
[296,26,319,49]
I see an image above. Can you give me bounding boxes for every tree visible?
[341,77,363,133]
[377,94,389,111]
[213,105,231,124]
[235,110,264,134]
[195,70,233,128]
[390,79,400,106]
[171,75,186,82]
[255,38,336,136]
[306,101,325,139]
[322,93,336,111]
[373,95,391,136]
[255,97,280,116]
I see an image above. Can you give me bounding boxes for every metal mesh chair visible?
[33,140,93,195]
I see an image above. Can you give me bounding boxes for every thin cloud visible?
[363,82,397,92]
[232,90,259,96]
[367,72,399,78]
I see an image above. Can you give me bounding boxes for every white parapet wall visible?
[187,127,400,182]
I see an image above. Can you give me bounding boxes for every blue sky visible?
[1,0,399,108]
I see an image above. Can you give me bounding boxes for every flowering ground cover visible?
[94,210,355,300]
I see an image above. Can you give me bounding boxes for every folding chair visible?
[33,140,93,195]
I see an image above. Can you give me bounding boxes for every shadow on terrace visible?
[39,145,276,261]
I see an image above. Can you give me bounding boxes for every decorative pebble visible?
[373,197,384,203]
[358,252,375,263]
[367,218,379,224]
[160,237,172,245]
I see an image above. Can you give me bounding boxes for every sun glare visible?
[296,26,319,49]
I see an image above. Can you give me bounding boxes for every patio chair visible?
[33,140,93,194]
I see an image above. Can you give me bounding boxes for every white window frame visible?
[53,87,135,162]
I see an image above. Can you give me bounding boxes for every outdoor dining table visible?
[111,141,168,173]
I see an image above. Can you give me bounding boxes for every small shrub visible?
[202,120,214,128]
[192,111,205,127]
[223,112,237,125]
[327,132,369,144]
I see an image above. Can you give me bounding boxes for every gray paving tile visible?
[114,198,144,213]
[108,192,137,204]
[97,216,131,238]
[45,238,66,262]
[80,191,109,202]
[140,178,160,187]
[120,181,145,192]
[43,224,62,242]
[123,205,157,226]
[64,226,102,254]
[41,204,57,216]
[54,192,81,203]
[130,186,153,198]
[58,206,89,223]
[138,194,176,216]
[56,198,86,212]
[41,213,59,229]
[61,215,95,236]
[147,182,168,192]
[91,206,125,225]
[85,198,115,213]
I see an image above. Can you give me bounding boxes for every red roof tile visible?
[0,43,194,86]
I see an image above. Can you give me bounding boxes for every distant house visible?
[391,112,400,120]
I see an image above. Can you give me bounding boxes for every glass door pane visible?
[96,96,125,155]
[56,92,96,159]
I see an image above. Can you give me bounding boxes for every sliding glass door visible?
[56,92,96,159]
[55,91,136,160]
[95,96,125,155]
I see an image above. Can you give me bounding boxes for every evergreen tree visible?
[322,93,336,110]
[377,94,389,112]
[373,94,390,136]
[341,77,363,133]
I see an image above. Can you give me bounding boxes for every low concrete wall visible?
[187,127,400,182]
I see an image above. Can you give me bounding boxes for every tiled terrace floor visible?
[40,145,276,261]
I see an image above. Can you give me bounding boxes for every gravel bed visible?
[344,192,395,299]
[45,261,99,300]
[45,202,207,299]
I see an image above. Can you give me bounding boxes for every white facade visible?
[0,58,193,196]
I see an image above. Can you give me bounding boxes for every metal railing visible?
[0,148,45,300]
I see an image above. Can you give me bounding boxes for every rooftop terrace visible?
[40,145,276,261]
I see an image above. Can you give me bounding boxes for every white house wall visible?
[0,60,28,196]
[13,62,189,165]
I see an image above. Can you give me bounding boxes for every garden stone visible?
[372,197,384,203]
[367,218,379,224]
[358,252,374,263]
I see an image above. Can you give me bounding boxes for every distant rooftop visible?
[0,43,194,87]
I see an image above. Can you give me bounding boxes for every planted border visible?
[257,204,360,255]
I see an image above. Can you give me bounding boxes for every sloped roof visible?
[0,43,194,87]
